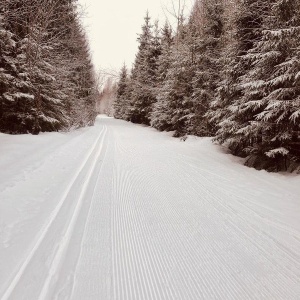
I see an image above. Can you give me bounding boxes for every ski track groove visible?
[1,125,107,300]
[67,126,110,300]
[165,153,300,299]
[130,146,212,298]
[113,141,155,299]
[115,146,202,299]
[118,171,152,300]
[112,135,224,299]
[179,152,300,236]
[119,169,142,300]
[192,164,300,286]
[39,125,108,299]
[58,123,111,300]
[161,190,235,299]
[171,155,299,253]
[182,169,292,298]
[116,137,201,300]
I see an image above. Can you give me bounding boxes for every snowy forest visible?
[114,0,300,172]
[0,0,97,135]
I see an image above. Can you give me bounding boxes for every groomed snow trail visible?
[1,116,300,300]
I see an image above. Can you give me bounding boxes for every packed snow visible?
[0,115,300,300]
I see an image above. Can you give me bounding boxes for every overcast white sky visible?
[77,0,193,73]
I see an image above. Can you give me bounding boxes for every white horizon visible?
[77,0,193,75]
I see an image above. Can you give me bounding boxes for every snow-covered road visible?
[1,116,300,300]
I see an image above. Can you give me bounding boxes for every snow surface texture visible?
[0,115,300,300]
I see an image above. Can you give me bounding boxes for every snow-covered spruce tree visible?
[0,2,22,133]
[154,20,196,137]
[48,0,97,129]
[122,73,134,121]
[189,0,224,136]
[151,20,162,79]
[150,21,174,131]
[0,0,96,134]
[0,0,34,133]
[114,64,129,119]
[235,0,300,171]
[127,12,160,125]
[153,0,224,138]
[0,0,69,133]
[206,0,240,141]
[207,0,268,154]
[67,26,97,128]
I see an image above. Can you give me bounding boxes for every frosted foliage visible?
[114,0,300,172]
[0,0,96,134]
[266,147,289,158]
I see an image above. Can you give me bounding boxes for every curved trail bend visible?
[1,116,300,300]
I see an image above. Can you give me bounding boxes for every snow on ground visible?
[0,115,300,300]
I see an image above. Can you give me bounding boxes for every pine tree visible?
[128,12,159,125]
[114,64,128,119]
[122,73,134,121]
[0,0,96,134]
[189,0,224,136]
[0,2,19,133]
[150,22,173,130]
[234,0,300,171]
[67,25,97,128]
[208,0,268,153]
[50,0,97,129]
[0,0,60,134]
[154,21,195,137]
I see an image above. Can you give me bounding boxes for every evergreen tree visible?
[234,0,300,171]
[150,22,173,130]
[67,24,97,128]
[0,0,96,134]
[122,73,134,121]
[208,0,268,153]
[114,64,128,119]
[154,21,195,137]
[128,12,159,125]
[0,3,22,133]
[189,0,224,136]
